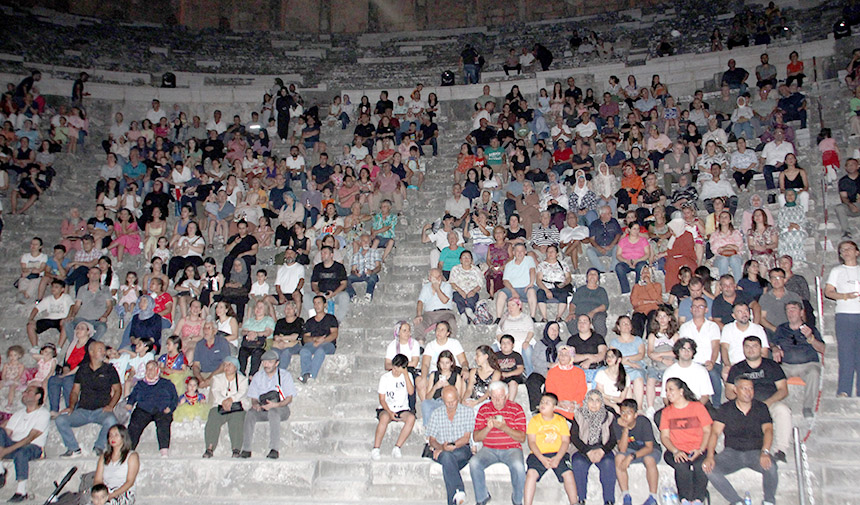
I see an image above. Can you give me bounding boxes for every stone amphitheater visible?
[0,2,858,505]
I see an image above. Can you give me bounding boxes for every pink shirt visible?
[818,138,838,153]
[618,235,648,260]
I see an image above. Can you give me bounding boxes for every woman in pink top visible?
[709,210,744,280]
[615,222,651,294]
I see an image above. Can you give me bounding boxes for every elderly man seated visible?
[469,381,527,505]
[771,301,825,418]
[238,350,296,459]
[414,268,459,343]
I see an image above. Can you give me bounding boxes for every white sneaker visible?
[645,406,656,419]
[391,446,402,458]
[453,490,466,505]
[370,448,381,461]
[364,293,372,304]
[459,313,468,327]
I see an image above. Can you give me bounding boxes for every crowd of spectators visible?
[0,13,857,504]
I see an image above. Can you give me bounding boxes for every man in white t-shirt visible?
[145,99,167,126]
[0,384,51,501]
[206,110,227,138]
[26,279,74,349]
[275,249,305,308]
[679,296,724,400]
[662,338,714,405]
[284,146,307,190]
[414,269,458,342]
[573,112,598,151]
[371,354,415,460]
[18,238,47,302]
[550,117,572,148]
[422,215,465,268]
[445,185,471,226]
[720,302,769,369]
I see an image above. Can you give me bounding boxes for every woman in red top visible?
[786,51,805,88]
[47,321,94,413]
[659,377,712,502]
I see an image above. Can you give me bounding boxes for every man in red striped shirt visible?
[469,381,527,505]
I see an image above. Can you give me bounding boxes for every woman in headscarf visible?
[218,258,251,321]
[777,189,807,264]
[592,162,618,216]
[664,215,697,291]
[121,295,171,351]
[568,170,599,226]
[526,321,563,413]
[741,192,774,234]
[569,390,617,505]
[539,182,569,230]
[274,191,305,247]
[516,180,542,238]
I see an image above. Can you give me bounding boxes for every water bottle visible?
[326,299,335,315]
[661,485,679,505]
[744,492,753,505]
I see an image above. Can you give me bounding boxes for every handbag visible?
[217,375,244,414]
[259,370,284,405]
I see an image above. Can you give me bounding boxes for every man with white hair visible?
[469,381,527,505]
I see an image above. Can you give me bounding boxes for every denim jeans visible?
[420,137,438,156]
[0,429,41,480]
[299,342,336,378]
[275,345,302,370]
[763,164,784,190]
[63,318,107,343]
[521,345,534,377]
[452,292,479,314]
[585,245,617,272]
[346,273,379,298]
[55,407,118,452]
[707,448,778,504]
[571,451,616,503]
[614,260,647,294]
[434,445,472,505]
[732,121,754,140]
[709,362,724,404]
[469,447,525,505]
[713,254,743,281]
[48,373,76,412]
[463,65,479,84]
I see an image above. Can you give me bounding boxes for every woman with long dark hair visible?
[659,378,712,502]
[94,424,139,505]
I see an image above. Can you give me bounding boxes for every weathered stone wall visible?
[32,0,661,32]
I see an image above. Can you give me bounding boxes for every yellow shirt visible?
[527,413,569,454]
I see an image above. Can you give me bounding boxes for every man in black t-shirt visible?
[353,114,376,152]
[418,116,439,156]
[705,378,778,505]
[836,158,860,239]
[309,246,349,322]
[711,275,759,327]
[223,220,259,274]
[726,336,791,461]
[54,341,121,457]
[466,119,497,149]
[612,399,661,504]
[374,91,394,117]
[298,296,339,383]
[310,153,334,187]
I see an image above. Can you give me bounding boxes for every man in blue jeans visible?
[346,233,382,304]
[298,296,339,384]
[469,381,527,505]
[55,341,121,457]
[426,386,474,505]
[0,385,51,502]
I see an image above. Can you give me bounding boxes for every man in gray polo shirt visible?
[759,268,802,338]
[63,267,112,343]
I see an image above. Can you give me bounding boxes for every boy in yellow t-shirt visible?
[523,392,578,505]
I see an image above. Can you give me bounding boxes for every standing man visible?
[704,378,778,505]
[426,386,475,505]
[460,44,481,85]
[469,381,527,505]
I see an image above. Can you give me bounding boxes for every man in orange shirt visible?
[544,346,587,420]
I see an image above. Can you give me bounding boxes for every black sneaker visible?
[476,494,491,505]
[59,449,82,458]
[231,449,241,458]
[266,449,279,459]
[238,450,252,459]
[0,470,6,489]
[202,449,214,459]
[773,450,787,463]
[7,494,27,503]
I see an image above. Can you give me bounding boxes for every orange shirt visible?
[659,401,713,453]
[545,365,587,420]
[621,173,644,204]
[631,282,662,315]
